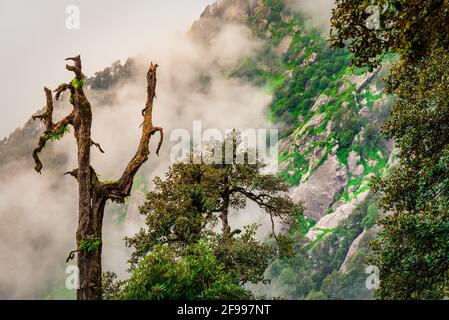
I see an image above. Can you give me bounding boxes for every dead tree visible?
[32,56,163,300]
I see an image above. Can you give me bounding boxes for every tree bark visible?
[32,56,163,300]
[220,191,231,237]
[77,195,106,300]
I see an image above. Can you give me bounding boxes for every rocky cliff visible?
[188,0,394,299]
[0,0,394,299]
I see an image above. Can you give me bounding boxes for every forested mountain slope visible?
[189,0,395,299]
[0,0,393,299]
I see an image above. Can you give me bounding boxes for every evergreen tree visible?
[107,133,303,299]
[331,0,449,299]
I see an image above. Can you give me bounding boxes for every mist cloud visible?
[0,17,274,298]
[285,0,335,33]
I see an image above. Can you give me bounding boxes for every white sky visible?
[0,0,214,138]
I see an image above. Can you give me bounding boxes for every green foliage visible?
[320,254,372,300]
[268,46,351,124]
[111,133,303,299]
[361,205,379,229]
[211,225,277,284]
[336,147,350,166]
[230,57,285,93]
[330,0,449,68]
[126,133,301,263]
[245,0,354,126]
[115,242,251,300]
[79,237,102,254]
[278,151,309,185]
[369,209,449,299]
[88,59,134,90]
[294,215,316,235]
[70,77,86,90]
[370,49,449,299]
[332,0,449,299]
[47,125,70,141]
[267,195,378,299]
[332,106,366,148]
[363,123,383,151]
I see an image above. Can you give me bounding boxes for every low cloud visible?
[285,0,335,33]
[0,19,274,298]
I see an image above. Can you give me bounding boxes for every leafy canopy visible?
[331,0,449,299]
[106,132,303,299]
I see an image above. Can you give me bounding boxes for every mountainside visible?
[188,0,394,299]
[0,0,393,299]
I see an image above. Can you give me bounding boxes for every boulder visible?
[339,225,380,273]
[358,106,371,117]
[306,189,370,241]
[347,151,361,174]
[339,229,366,273]
[274,35,293,57]
[311,95,330,112]
[291,155,348,220]
[367,160,378,167]
[300,52,317,68]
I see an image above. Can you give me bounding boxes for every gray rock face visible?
[339,225,379,273]
[339,229,366,273]
[190,0,264,41]
[300,52,317,68]
[311,95,330,112]
[347,150,364,177]
[358,106,371,117]
[347,151,359,172]
[199,0,258,22]
[346,67,381,92]
[353,165,364,177]
[291,155,348,221]
[274,35,293,57]
[306,189,370,241]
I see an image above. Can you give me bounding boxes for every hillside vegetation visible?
[0,0,397,299]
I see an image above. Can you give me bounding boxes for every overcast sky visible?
[0,0,213,138]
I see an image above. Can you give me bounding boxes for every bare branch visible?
[32,110,74,173]
[32,87,54,130]
[65,55,83,79]
[109,62,163,199]
[91,140,105,153]
[32,136,48,174]
[64,169,79,180]
[151,127,163,156]
[66,249,80,263]
[230,229,242,237]
[54,83,74,101]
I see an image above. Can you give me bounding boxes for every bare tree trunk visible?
[220,192,231,237]
[76,195,106,300]
[32,56,163,300]
[74,62,99,299]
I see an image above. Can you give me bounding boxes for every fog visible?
[286,0,336,33]
[0,0,339,299]
[0,6,274,298]
[0,0,214,138]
